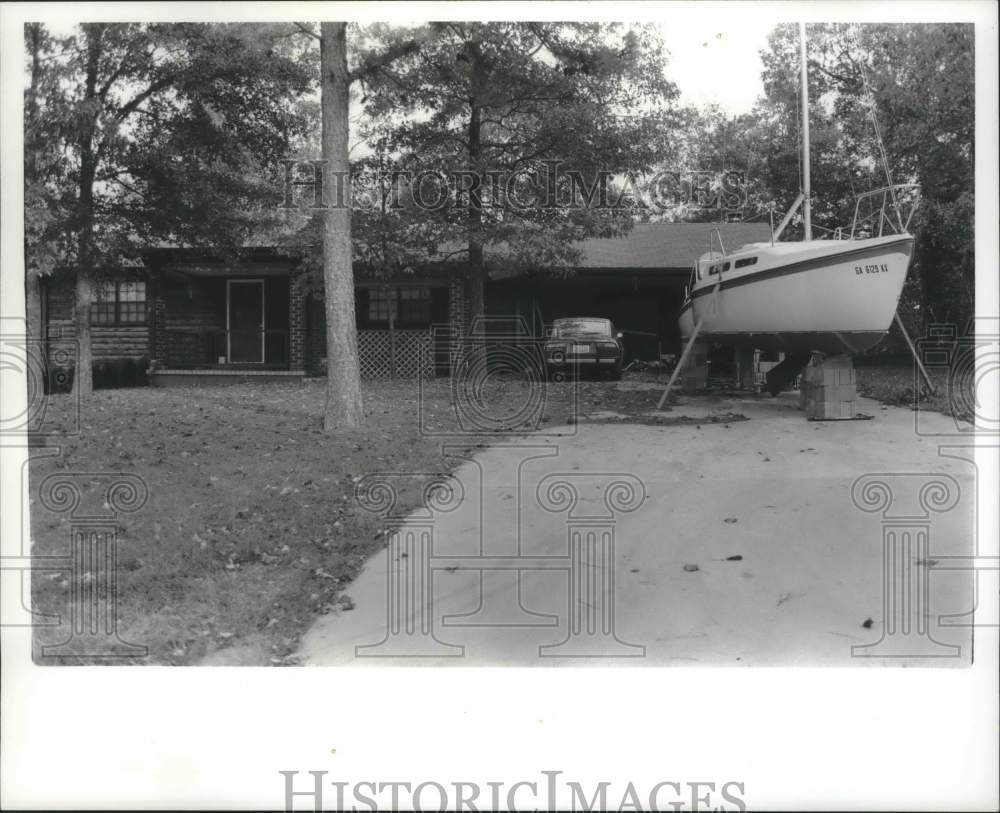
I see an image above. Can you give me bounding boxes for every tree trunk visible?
[463,37,487,368]
[73,272,94,394]
[72,25,102,397]
[466,65,485,327]
[24,24,44,354]
[321,22,364,431]
[25,274,43,365]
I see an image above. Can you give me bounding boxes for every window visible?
[91,280,146,324]
[734,257,758,269]
[366,286,432,326]
[91,282,117,324]
[367,287,395,323]
[398,287,431,325]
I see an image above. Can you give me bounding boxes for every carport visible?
[485,222,772,362]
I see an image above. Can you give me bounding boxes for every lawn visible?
[29,361,969,666]
[854,359,972,420]
[29,375,668,665]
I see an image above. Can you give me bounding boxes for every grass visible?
[29,361,971,665]
[854,360,974,422]
[28,375,667,665]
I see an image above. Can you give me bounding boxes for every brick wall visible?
[289,271,307,372]
[150,271,167,364]
[447,273,469,337]
[305,294,326,374]
[445,273,469,374]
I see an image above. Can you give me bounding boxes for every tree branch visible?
[293,22,321,42]
[112,74,177,122]
[349,37,422,84]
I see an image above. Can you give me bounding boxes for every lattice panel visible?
[358,329,433,379]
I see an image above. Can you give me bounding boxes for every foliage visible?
[757,23,974,330]
[24,22,315,393]
[349,22,683,311]
[36,23,314,265]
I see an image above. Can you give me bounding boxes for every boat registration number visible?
[855,263,889,275]
[572,344,592,353]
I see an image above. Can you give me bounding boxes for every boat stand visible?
[894,312,936,394]
[657,281,722,409]
[656,314,708,409]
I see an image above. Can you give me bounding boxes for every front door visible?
[228,280,264,363]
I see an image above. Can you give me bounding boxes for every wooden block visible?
[809,383,857,402]
[807,398,856,420]
[798,380,810,409]
[804,364,856,387]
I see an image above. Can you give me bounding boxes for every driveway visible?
[298,393,977,666]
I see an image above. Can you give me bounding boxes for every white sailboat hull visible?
[678,235,913,355]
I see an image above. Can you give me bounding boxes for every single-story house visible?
[39,222,771,385]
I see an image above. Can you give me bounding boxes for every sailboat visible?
[677,24,916,358]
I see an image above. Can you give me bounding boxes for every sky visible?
[656,20,777,115]
[40,19,776,118]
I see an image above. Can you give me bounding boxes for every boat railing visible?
[850,183,920,239]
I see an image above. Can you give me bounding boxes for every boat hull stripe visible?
[688,237,913,303]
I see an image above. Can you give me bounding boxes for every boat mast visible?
[799,22,812,240]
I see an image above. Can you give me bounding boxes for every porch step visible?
[150,368,306,387]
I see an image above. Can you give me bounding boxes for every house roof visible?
[143,221,773,274]
[573,222,772,271]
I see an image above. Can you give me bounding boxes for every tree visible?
[24,23,73,356]
[319,22,364,430]
[26,23,313,395]
[360,23,682,323]
[287,21,426,431]
[756,23,975,331]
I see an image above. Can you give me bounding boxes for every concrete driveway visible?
[298,393,976,666]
